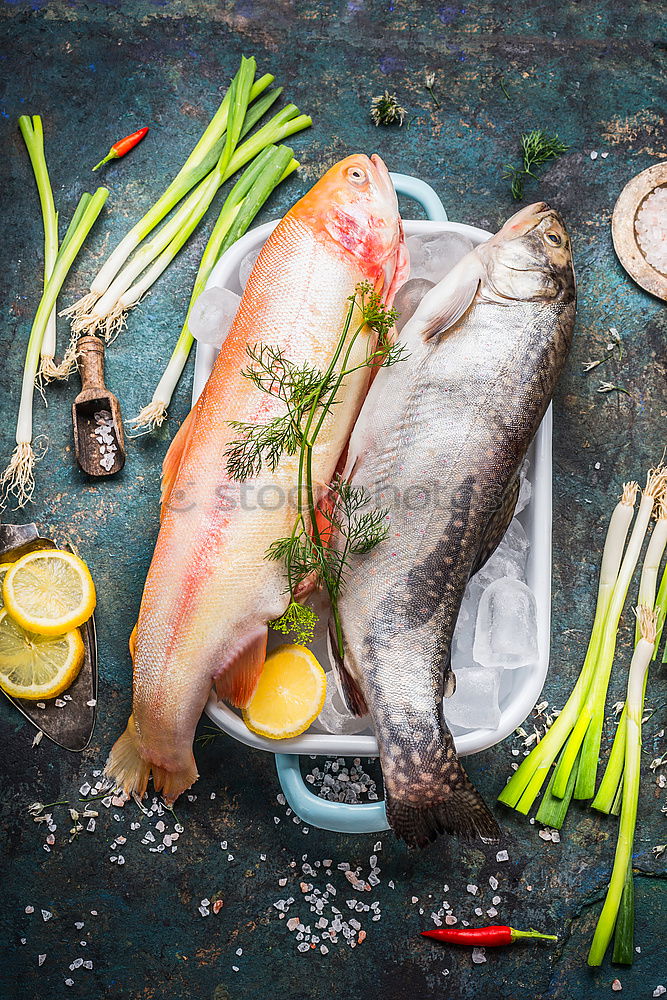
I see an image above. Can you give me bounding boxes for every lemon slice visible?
[0,608,85,700]
[242,644,327,740]
[3,549,96,636]
[0,563,13,611]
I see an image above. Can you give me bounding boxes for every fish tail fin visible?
[104,714,198,806]
[385,773,500,849]
[381,718,500,848]
[104,715,151,799]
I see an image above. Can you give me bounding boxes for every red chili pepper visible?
[421,925,558,947]
[92,126,149,171]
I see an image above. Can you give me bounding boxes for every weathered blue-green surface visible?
[0,2,665,998]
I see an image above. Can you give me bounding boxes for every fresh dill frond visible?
[270,601,318,645]
[504,129,569,200]
[195,726,221,748]
[225,413,301,480]
[370,91,406,127]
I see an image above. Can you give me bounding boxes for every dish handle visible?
[275,753,390,834]
[389,173,448,222]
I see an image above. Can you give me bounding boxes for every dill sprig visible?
[370,91,406,127]
[504,129,569,200]
[226,283,404,652]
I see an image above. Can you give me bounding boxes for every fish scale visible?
[334,202,576,848]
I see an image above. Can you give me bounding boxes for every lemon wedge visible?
[0,608,85,700]
[3,549,96,636]
[242,644,327,740]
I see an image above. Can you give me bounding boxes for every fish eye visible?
[347,166,368,186]
[545,231,562,247]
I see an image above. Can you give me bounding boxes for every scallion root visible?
[0,442,38,509]
[60,291,100,326]
[127,400,168,435]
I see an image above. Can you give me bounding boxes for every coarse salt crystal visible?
[590,151,598,160]
[79,783,91,797]
[496,850,509,862]
[472,947,487,964]
[611,980,622,991]
[25,905,34,914]
[466,884,478,895]
[41,910,52,921]
[489,876,499,890]
[445,914,457,925]
[65,979,74,987]
[236,948,242,956]
[653,988,666,998]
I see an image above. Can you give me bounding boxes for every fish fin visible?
[105,715,199,805]
[128,622,137,662]
[410,253,482,342]
[469,474,520,578]
[160,404,199,518]
[327,622,368,716]
[152,761,199,806]
[214,629,268,708]
[385,777,500,849]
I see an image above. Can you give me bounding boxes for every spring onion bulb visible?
[591,494,667,814]
[129,144,297,432]
[0,188,109,509]
[587,605,656,967]
[498,481,639,814]
[69,102,310,341]
[62,57,273,324]
[16,117,59,382]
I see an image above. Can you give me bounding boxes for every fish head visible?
[480,202,575,303]
[292,153,407,299]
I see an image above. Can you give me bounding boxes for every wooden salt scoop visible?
[72,335,126,476]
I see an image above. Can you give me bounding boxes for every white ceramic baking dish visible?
[194,174,552,833]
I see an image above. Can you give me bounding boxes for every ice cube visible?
[444,665,501,730]
[451,579,484,670]
[473,519,530,588]
[239,248,260,288]
[473,577,538,669]
[406,231,474,284]
[188,287,241,348]
[314,674,370,735]
[394,277,435,332]
[515,460,532,514]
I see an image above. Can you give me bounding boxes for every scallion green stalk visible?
[129,144,297,432]
[17,116,59,380]
[0,188,109,509]
[72,104,310,338]
[498,482,639,814]
[587,606,656,967]
[591,497,667,813]
[572,469,665,800]
[63,57,273,318]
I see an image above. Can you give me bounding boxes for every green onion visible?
[0,188,109,508]
[572,470,665,800]
[587,606,656,967]
[498,482,639,814]
[71,101,310,340]
[16,117,59,381]
[63,57,273,318]
[591,496,667,814]
[129,144,298,432]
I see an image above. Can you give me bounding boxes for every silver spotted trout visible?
[332,202,576,848]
